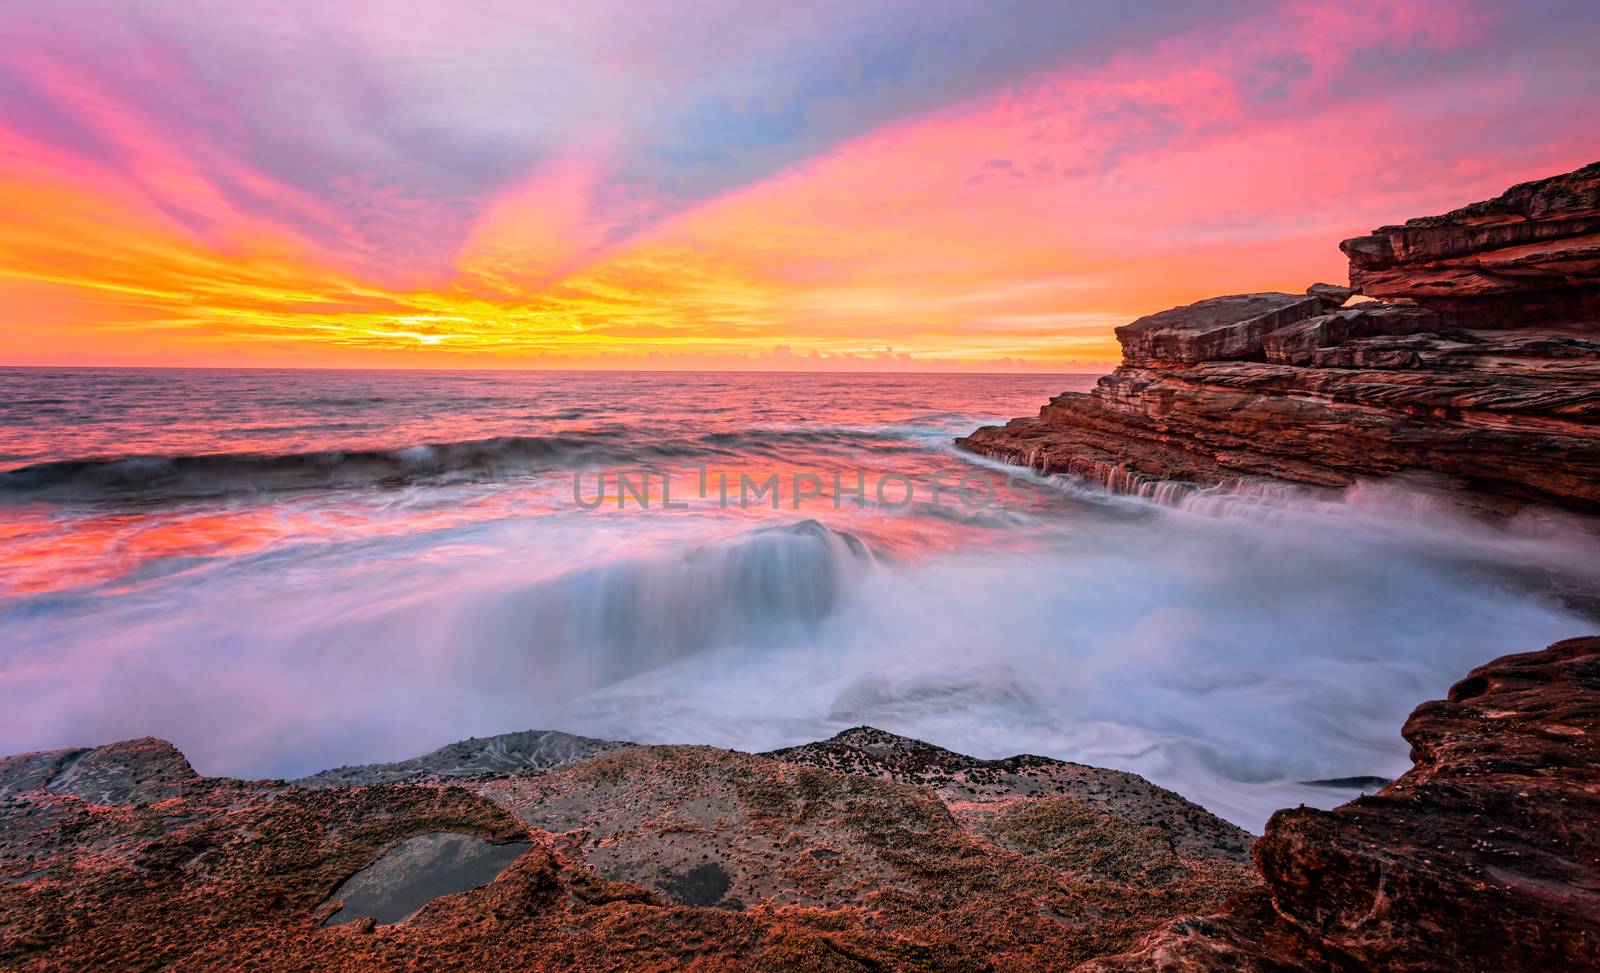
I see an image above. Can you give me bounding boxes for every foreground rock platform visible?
[1,637,1596,969]
[959,162,1600,514]
[0,727,1252,970]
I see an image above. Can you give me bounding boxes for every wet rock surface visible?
[768,727,1252,862]
[3,633,1587,966]
[0,723,1256,970]
[475,736,1255,960]
[0,726,1248,966]
[1,637,1593,969]
[959,162,1600,514]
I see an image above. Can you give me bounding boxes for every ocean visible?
[2,366,1595,830]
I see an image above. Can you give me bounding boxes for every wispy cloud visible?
[1,0,1595,368]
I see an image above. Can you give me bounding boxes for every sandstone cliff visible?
[1344,161,1600,322]
[959,163,1600,514]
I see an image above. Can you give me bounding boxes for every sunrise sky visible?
[1,0,1596,371]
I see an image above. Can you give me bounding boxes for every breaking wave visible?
[0,434,642,501]
[0,429,918,503]
[301,519,878,698]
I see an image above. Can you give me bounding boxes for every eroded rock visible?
[1,651,1594,973]
[1114,293,1332,363]
[960,162,1600,514]
[769,726,1252,862]
[1306,282,1356,306]
[1262,302,1440,364]
[1078,636,1600,973]
[1342,161,1600,322]
[0,728,1255,970]
[0,737,197,806]
[295,729,630,788]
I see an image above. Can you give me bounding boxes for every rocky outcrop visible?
[1078,636,1600,973]
[768,727,1251,862]
[1115,293,1335,363]
[0,726,1254,971]
[2,639,1594,969]
[1343,161,1600,322]
[959,162,1600,514]
[0,737,198,806]
[294,730,628,788]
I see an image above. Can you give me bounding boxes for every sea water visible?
[2,366,1595,830]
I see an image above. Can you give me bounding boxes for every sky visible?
[0,0,1596,371]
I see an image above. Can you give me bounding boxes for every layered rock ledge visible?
[959,163,1600,514]
[2,637,1596,969]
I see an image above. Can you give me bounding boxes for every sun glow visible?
[1,0,1595,370]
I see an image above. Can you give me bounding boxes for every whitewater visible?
[2,366,1596,831]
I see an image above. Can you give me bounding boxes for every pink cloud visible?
[0,0,1595,367]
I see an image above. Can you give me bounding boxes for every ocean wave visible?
[483,518,875,678]
[313,519,878,693]
[0,427,926,503]
[0,433,674,502]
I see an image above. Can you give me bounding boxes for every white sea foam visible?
[1,369,1594,832]
[3,472,1594,831]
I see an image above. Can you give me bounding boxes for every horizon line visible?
[0,362,1111,377]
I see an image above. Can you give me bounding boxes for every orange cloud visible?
[1,0,1594,370]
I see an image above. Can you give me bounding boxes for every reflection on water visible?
[2,367,1596,831]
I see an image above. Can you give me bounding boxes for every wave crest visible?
[0,428,920,503]
[456,519,876,685]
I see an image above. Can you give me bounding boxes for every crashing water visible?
[1,367,1595,831]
